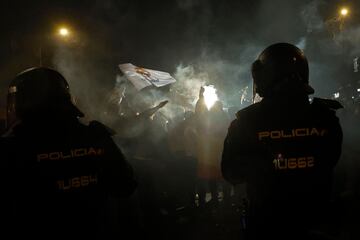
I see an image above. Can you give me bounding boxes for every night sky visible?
[0,0,359,117]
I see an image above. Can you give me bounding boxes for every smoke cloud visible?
[47,0,360,122]
[47,0,360,195]
[301,0,325,33]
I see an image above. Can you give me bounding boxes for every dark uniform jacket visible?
[2,115,137,239]
[221,96,342,239]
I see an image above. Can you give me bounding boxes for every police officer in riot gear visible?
[2,67,137,239]
[221,43,343,240]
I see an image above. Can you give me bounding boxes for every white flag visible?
[119,63,177,91]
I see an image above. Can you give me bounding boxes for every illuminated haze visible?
[46,1,358,119]
[56,0,360,197]
[0,0,358,218]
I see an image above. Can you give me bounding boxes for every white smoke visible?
[296,37,307,50]
[335,26,360,55]
[52,43,113,123]
[173,64,207,107]
[301,0,325,33]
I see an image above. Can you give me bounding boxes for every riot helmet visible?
[251,42,314,98]
[6,67,84,127]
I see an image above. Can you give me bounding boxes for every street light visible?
[340,8,349,17]
[325,7,350,40]
[338,7,349,31]
[336,7,350,56]
[58,27,70,37]
[39,26,73,66]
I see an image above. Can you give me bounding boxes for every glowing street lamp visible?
[58,27,70,37]
[336,7,350,34]
[38,26,73,66]
[340,8,348,17]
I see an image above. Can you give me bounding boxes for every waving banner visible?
[119,63,177,91]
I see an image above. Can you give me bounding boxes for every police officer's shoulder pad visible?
[312,97,343,110]
[235,102,261,119]
[88,121,117,136]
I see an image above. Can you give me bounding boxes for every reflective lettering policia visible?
[221,43,343,240]
[1,67,137,239]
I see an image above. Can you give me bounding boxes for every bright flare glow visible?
[340,8,348,16]
[59,28,69,36]
[334,92,340,99]
[203,85,218,110]
[357,88,360,92]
